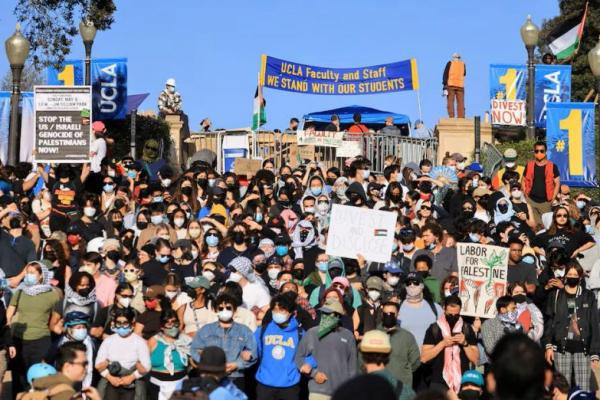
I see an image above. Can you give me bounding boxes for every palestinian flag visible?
[548,6,587,60]
[252,85,266,130]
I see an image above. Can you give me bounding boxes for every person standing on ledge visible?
[443,53,466,119]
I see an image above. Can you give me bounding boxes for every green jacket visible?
[384,325,421,388]
[424,276,442,304]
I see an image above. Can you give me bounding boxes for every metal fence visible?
[188,131,438,174]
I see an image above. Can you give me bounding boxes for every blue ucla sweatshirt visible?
[255,317,303,388]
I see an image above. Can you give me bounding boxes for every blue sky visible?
[1,1,559,131]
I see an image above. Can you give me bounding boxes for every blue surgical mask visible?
[157,255,170,264]
[127,170,136,179]
[114,326,132,337]
[402,243,415,252]
[577,200,586,209]
[310,187,322,196]
[469,233,481,242]
[71,328,88,342]
[208,179,216,187]
[272,312,289,325]
[363,170,370,179]
[255,213,263,223]
[521,255,535,264]
[585,225,594,234]
[153,196,164,203]
[426,242,436,250]
[276,245,288,256]
[24,273,38,286]
[317,261,329,272]
[103,184,115,193]
[205,235,219,247]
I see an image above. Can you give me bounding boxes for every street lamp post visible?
[4,23,30,166]
[79,19,97,86]
[588,36,600,104]
[521,15,540,141]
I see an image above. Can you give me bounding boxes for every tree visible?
[540,0,600,101]
[13,0,116,68]
[0,64,45,92]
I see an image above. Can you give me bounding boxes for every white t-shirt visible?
[242,281,270,310]
[90,137,107,173]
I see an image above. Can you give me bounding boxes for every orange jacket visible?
[523,160,555,202]
[446,60,465,88]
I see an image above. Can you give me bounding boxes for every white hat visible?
[452,52,461,59]
[166,78,176,87]
[87,237,106,254]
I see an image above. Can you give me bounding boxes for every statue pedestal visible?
[165,114,184,170]
[434,118,493,165]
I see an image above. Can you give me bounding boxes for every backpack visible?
[17,384,74,400]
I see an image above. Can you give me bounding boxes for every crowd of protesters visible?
[0,118,597,400]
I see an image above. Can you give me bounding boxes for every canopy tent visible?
[302,105,411,134]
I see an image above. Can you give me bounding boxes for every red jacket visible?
[523,160,555,202]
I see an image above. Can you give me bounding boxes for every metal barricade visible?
[481,142,503,177]
[363,134,439,173]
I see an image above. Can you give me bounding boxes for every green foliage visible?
[104,115,172,160]
[14,0,116,68]
[539,0,600,101]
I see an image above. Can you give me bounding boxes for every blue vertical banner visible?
[0,93,10,165]
[546,102,597,187]
[489,64,527,125]
[19,92,35,163]
[534,64,571,129]
[47,58,128,120]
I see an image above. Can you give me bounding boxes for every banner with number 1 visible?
[546,102,597,187]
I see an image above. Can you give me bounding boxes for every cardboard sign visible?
[297,130,344,147]
[326,204,396,263]
[234,158,262,177]
[457,243,508,318]
[336,140,362,158]
[34,86,92,163]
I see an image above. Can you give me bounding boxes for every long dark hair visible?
[548,206,574,235]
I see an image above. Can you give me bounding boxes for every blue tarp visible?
[303,105,410,125]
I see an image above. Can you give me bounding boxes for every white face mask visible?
[228,272,242,283]
[268,268,281,280]
[202,270,215,282]
[165,290,178,300]
[174,218,185,228]
[83,207,96,217]
[161,178,172,188]
[118,296,132,308]
[151,215,164,225]
[368,290,381,302]
[505,162,516,168]
[160,234,170,241]
[218,309,233,322]
[511,190,522,199]
[387,276,400,287]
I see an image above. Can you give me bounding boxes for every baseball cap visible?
[320,298,345,315]
[331,276,350,289]
[185,276,210,290]
[359,330,391,354]
[92,121,105,132]
[366,276,384,291]
[384,261,402,274]
[404,272,423,284]
[461,370,484,387]
[503,148,518,162]
[466,162,483,173]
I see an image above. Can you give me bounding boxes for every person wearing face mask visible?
[377,301,421,389]
[71,193,106,242]
[414,255,442,304]
[309,257,363,310]
[523,141,561,226]
[217,223,253,268]
[58,272,100,334]
[227,256,271,313]
[543,261,600,392]
[355,276,385,338]
[481,296,523,357]
[92,283,136,340]
[79,251,117,308]
[180,276,212,337]
[303,250,330,289]
[491,148,524,190]
[100,177,117,213]
[254,293,304,400]
[263,257,284,296]
[163,273,192,314]
[6,262,62,393]
[455,370,485,400]
[147,310,192,400]
[54,312,95,388]
[421,295,479,394]
[139,238,172,288]
[191,293,258,392]
[397,228,417,275]
[122,261,145,314]
[137,203,177,250]
[508,182,537,230]
[383,262,404,299]
[95,307,151,399]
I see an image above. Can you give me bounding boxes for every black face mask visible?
[462,210,474,218]
[44,251,58,262]
[345,265,358,276]
[254,262,267,274]
[246,235,259,247]
[137,221,148,230]
[292,269,304,280]
[20,203,32,215]
[458,389,482,400]
[196,178,208,188]
[213,195,224,204]
[382,312,397,328]
[181,187,193,197]
[232,231,245,245]
[513,294,528,304]
[77,288,91,297]
[278,200,290,208]
[498,203,509,213]
[329,268,342,279]
[445,314,460,327]
[565,277,580,288]
[113,221,123,230]
[418,270,430,279]
[325,178,336,186]
[389,194,402,204]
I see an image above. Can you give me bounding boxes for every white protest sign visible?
[336,140,362,158]
[457,243,508,319]
[326,204,396,263]
[297,130,344,147]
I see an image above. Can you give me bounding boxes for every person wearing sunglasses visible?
[532,206,596,259]
[96,307,151,399]
[412,200,434,229]
[522,141,561,227]
[93,283,136,340]
[191,293,257,392]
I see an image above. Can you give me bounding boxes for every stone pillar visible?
[435,118,493,165]
[165,114,183,170]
